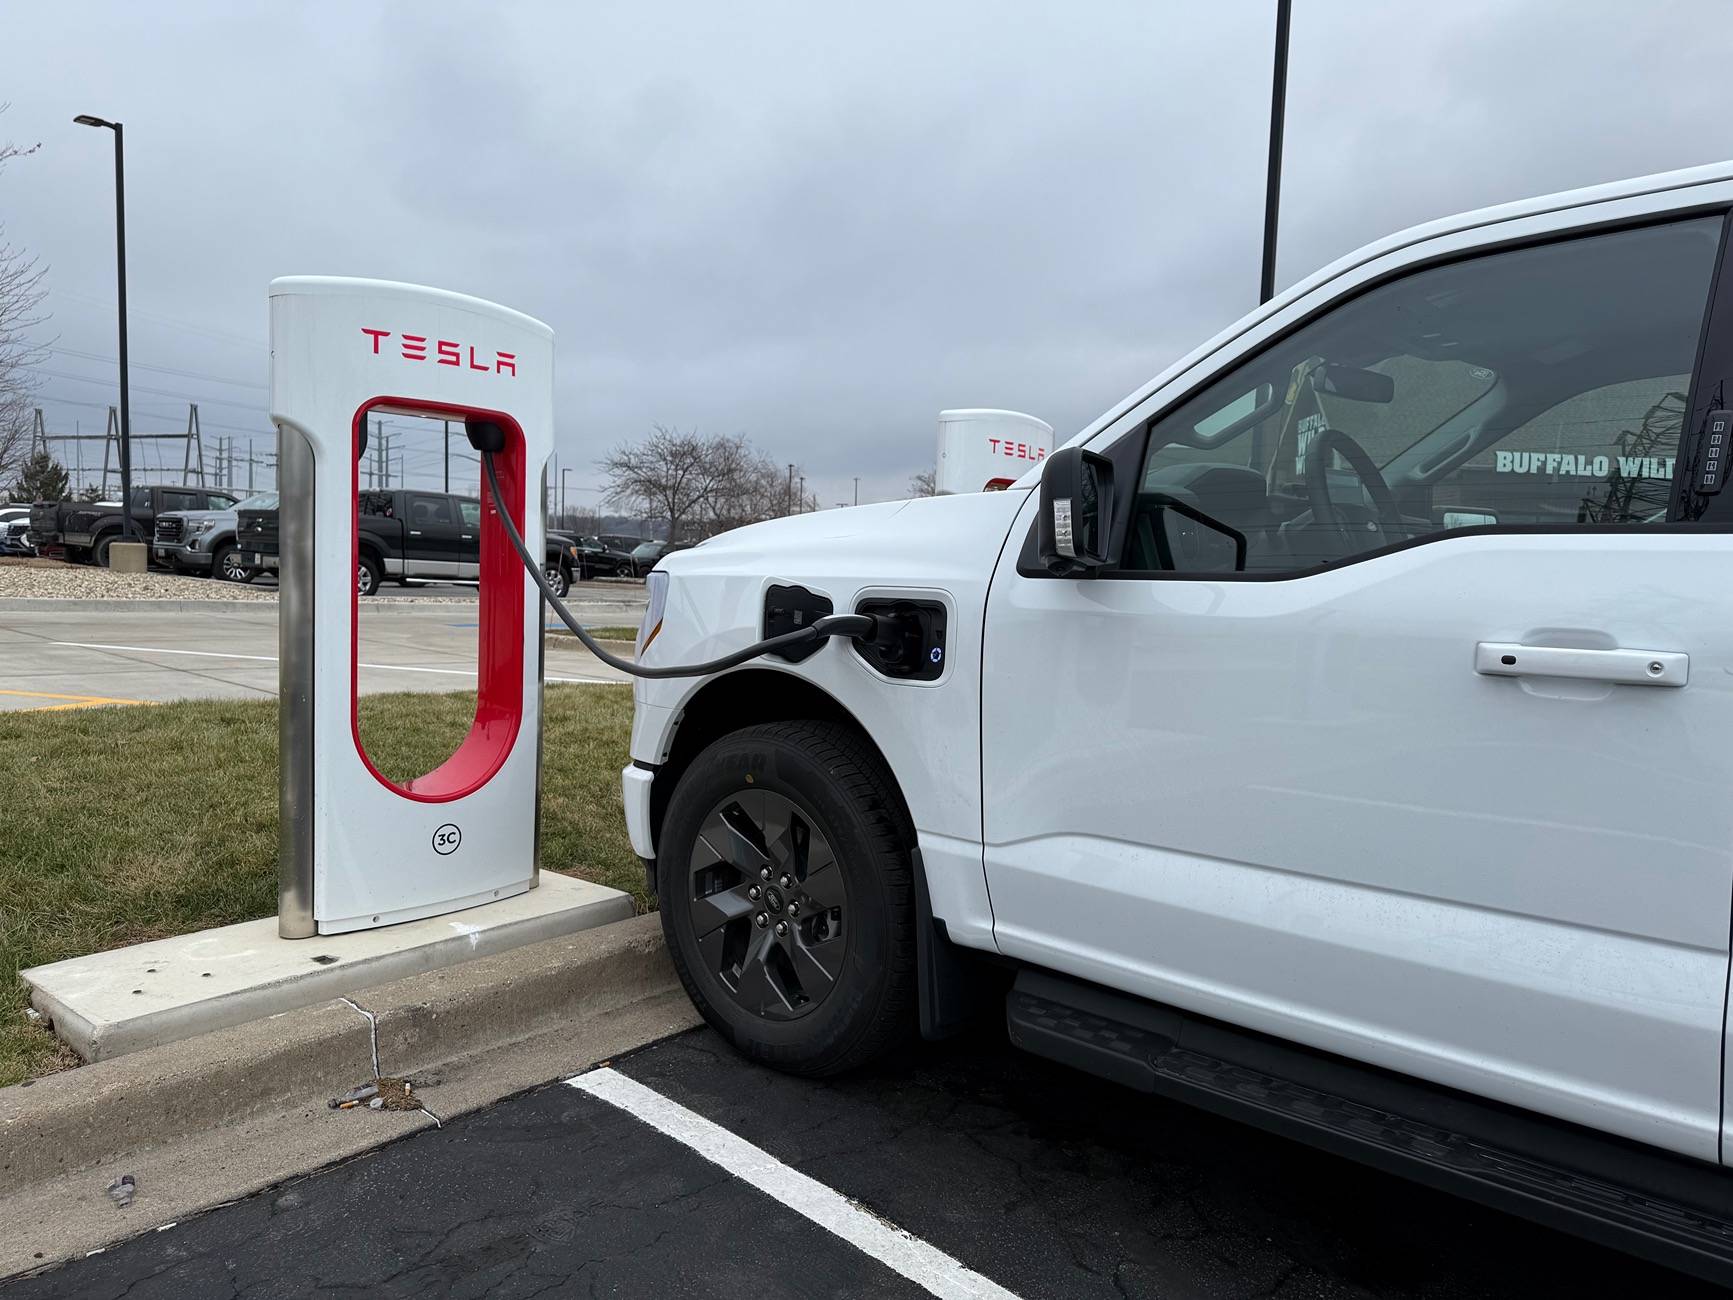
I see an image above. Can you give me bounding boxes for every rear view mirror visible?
[1316,364,1394,403]
[1038,447,1115,576]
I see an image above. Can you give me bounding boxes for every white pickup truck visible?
[620,161,1733,1280]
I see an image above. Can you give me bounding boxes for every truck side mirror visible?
[1038,446,1115,576]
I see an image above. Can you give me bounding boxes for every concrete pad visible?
[22,873,636,1063]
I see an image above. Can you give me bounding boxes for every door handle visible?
[408,529,423,536]
[1475,642,1688,687]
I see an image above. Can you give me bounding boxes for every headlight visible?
[190,519,218,535]
[638,570,668,655]
[567,544,581,558]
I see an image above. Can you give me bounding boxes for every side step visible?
[1007,969,1733,1286]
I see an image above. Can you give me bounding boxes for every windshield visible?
[234,493,278,512]
[631,542,662,558]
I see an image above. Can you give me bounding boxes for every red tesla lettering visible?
[362,327,389,354]
[437,340,460,367]
[401,334,428,360]
[496,352,517,376]
[467,345,489,372]
[988,438,1001,454]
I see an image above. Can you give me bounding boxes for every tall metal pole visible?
[112,123,135,536]
[853,476,859,507]
[560,468,569,527]
[1260,0,1292,306]
[443,420,450,493]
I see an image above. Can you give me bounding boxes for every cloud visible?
[3,0,1728,506]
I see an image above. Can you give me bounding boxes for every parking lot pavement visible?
[0,589,646,709]
[4,1026,1714,1299]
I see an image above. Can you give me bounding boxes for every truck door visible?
[404,492,463,578]
[981,214,1733,1162]
[456,498,482,579]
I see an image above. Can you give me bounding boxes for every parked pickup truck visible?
[153,491,278,581]
[51,485,240,566]
[28,497,112,558]
[624,161,1733,1282]
[240,487,590,596]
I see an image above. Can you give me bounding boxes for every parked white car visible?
[0,505,32,556]
[621,161,1733,1280]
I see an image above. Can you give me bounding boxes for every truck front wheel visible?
[356,553,383,597]
[657,721,916,1077]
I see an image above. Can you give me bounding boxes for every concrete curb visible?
[0,912,679,1196]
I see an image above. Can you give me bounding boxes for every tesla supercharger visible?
[270,277,553,937]
[935,408,1053,494]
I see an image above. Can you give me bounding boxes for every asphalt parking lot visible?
[3,1026,1711,1299]
[0,583,646,709]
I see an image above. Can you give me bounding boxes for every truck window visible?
[408,495,456,527]
[457,500,481,529]
[1128,216,1721,575]
[162,490,201,512]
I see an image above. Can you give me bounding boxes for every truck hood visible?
[658,490,1032,586]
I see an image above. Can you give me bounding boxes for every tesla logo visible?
[987,438,1046,462]
[362,328,517,376]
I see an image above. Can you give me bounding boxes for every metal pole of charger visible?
[277,424,318,938]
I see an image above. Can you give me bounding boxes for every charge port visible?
[763,584,835,662]
[854,598,947,681]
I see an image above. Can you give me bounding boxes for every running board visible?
[1006,969,1733,1286]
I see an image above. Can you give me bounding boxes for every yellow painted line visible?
[0,688,148,712]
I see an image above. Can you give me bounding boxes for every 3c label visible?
[432,823,462,856]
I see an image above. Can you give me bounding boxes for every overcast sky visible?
[2,1,1728,508]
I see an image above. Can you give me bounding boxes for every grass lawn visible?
[0,684,644,1087]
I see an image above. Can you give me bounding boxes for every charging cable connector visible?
[471,428,874,679]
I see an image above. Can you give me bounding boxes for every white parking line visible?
[49,641,619,685]
[568,1067,1021,1300]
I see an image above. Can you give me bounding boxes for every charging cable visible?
[477,442,874,679]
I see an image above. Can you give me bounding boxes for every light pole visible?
[560,468,570,528]
[853,476,860,507]
[1259,0,1292,306]
[74,113,135,542]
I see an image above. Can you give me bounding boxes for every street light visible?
[560,468,570,528]
[74,113,135,544]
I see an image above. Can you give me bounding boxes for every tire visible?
[542,560,571,598]
[93,535,115,567]
[658,721,916,1077]
[213,544,252,583]
[356,552,383,597]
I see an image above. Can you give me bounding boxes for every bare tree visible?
[909,468,938,497]
[601,426,820,541]
[0,107,47,487]
[599,424,734,542]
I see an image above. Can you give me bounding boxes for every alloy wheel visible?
[687,788,848,1021]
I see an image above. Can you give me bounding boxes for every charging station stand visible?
[273,277,554,937]
[18,278,637,1063]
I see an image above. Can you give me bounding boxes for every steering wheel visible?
[1303,427,1403,554]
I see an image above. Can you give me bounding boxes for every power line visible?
[52,288,267,349]
[36,368,268,415]
[50,346,265,391]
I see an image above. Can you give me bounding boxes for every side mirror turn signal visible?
[1038,446,1115,576]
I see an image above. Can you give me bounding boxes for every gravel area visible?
[0,560,278,602]
[0,559,477,604]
